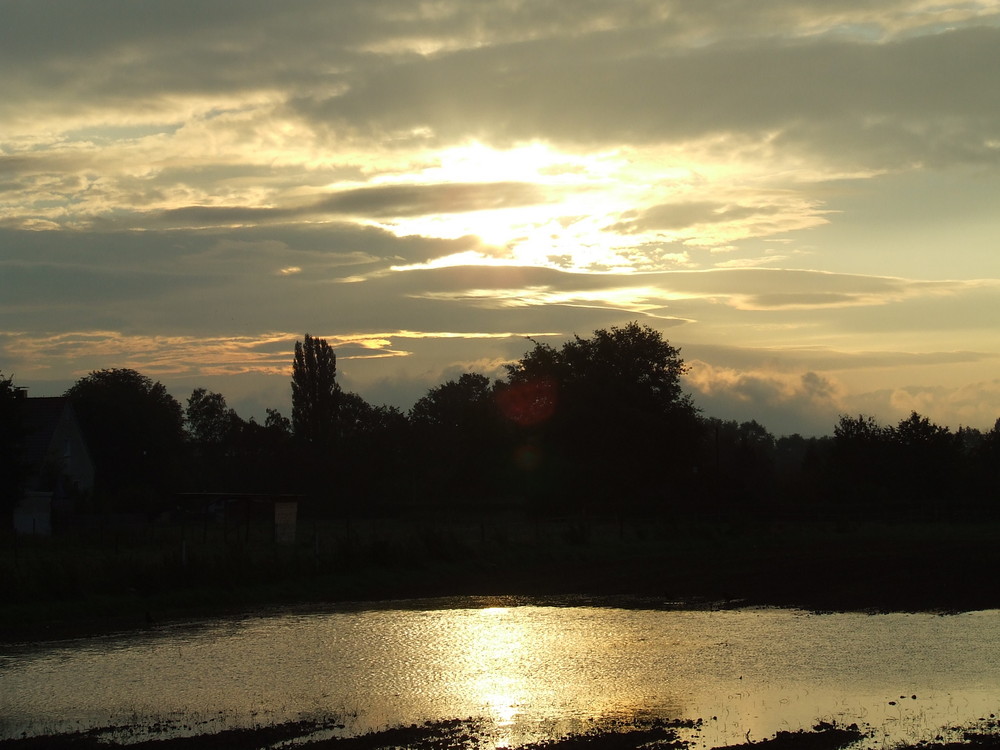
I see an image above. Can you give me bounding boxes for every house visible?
[13,396,95,534]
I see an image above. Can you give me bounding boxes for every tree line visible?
[3,322,999,523]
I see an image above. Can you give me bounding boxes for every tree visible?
[773,433,832,511]
[224,411,299,494]
[410,373,502,502]
[972,418,1000,510]
[65,368,185,508]
[502,322,700,510]
[337,393,412,507]
[505,322,692,416]
[0,372,28,515]
[702,418,778,514]
[291,333,341,445]
[410,373,495,429]
[832,412,964,517]
[185,388,238,447]
[184,388,245,491]
[265,408,292,436]
[558,322,691,413]
[830,414,892,510]
[887,412,961,515]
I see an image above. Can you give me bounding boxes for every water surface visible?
[2,601,999,747]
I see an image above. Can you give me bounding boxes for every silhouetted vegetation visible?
[0,372,29,515]
[499,323,701,513]
[64,368,186,513]
[292,333,342,448]
[2,323,999,524]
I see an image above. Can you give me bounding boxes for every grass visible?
[3,514,1000,641]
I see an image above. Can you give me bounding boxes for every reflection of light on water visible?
[484,691,521,748]
[467,608,528,745]
[490,697,520,726]
[6,606,1000,747]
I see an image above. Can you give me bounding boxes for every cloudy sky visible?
[3,1,999,436]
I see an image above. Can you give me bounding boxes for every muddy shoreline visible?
[2,714,999,750]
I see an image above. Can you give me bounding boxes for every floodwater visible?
[2,601,1000,747]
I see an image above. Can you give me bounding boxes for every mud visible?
[4,714,999,750]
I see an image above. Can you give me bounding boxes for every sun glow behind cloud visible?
[368,142,641,270]
[450,134,857,271]
[361,139,826,275]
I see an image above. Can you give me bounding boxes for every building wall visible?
[13,491,52,535]
[47,406,95,494]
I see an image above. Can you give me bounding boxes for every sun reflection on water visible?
[5,606,1000,748]
[465,607,530,745]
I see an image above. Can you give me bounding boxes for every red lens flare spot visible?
[496,378,557,427]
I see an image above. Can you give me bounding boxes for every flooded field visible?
[2,600,1000,748]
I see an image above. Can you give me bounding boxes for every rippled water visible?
[2,601,1000,746]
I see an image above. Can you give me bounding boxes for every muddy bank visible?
[0,716,864,750]
[3,715,1000,750]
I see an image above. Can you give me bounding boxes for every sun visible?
[374,141,643,272]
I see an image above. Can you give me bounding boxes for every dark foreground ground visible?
[2,714,1000,750]
[3,518,1000,642]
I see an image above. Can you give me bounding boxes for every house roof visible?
[22,396,73,467]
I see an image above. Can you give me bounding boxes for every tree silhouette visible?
[410,373,502,504]
[702,418,778,515]
[0,372,28,515]
[830,412,969,517]
[973,418,1000,511]
[831,414,894,512]
[65,368,184,509]
[338,393,411,507]
[265,408,292,436]
[225,412,298,494]
[291,333,341,446]
[888,412,961,515]
[33,334,1000,526]
[503,322,700,511]
[184,388,244,491]
[185,388,238,448]
[411,373,495,429]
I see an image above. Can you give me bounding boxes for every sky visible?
[2,1,999,437]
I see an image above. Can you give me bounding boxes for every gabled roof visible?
[22,396,74,466]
